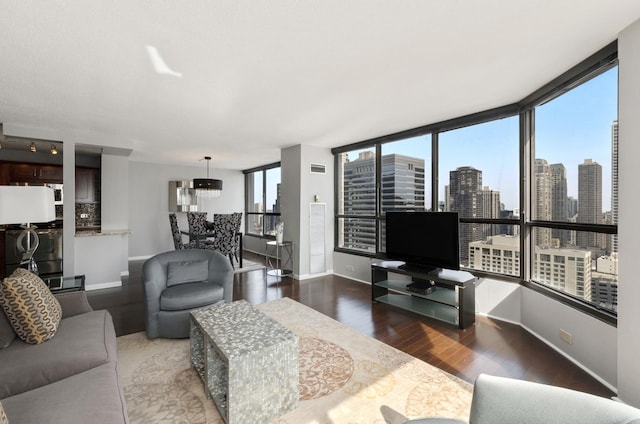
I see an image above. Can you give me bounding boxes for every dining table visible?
[180,230,216,248]
[180,229,244,268]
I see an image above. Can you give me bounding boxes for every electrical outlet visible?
[559,329,573,345]
[346,265,355,273]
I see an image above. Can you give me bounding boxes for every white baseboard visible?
[297,270,334,280]
[476,311,521,327]
[332,272,371,285]
[85,281,122,291]
[129,255,152,261]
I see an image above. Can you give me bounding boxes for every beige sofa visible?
[0,291,128,423]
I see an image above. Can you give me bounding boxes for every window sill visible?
[522,280,617,326]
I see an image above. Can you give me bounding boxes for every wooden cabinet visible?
[75,167,98,203]
[1,162,63,184]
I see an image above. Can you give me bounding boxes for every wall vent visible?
[310,163,326,174]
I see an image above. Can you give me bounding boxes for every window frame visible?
[243,162,281,239]
[332,41,618,325]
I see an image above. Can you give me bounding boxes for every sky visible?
[347,66,618,213]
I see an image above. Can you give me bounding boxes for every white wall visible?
[281,146,302,275]
[475,278,520,324]
[127,161,244,258]
[101,155,129,230]
[281,145,335,278]
[74,153,131,288]
[617,17,640,406]
[522,288,617,390]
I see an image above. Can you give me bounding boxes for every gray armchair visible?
[405,373,640,424]
[142,249,234,339]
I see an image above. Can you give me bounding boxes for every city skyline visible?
[356,66,618,212]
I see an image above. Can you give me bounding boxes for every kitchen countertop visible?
[75,229,132,237]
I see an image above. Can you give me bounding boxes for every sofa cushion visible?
[160,281,223,311]
[0,306,16,349]
[166,259,209,287]
[0,268,62,344]
[1,362,128,424]
[0,309,117,399]
[0,401,7,424]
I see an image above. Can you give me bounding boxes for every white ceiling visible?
[1,1,639,171]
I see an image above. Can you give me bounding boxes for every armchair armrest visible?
[54,291,93,318]
[470,374,640,424]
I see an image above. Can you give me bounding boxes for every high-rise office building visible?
[469,234,593,302]
[342,151,376,252]
[381,154,425,212]
[550,163,569,246]
[567,196,578,219]
[468,235,520,276]
[534,159,553,246]
[577,159,602,249]
[534,246,592,300]
[341,152,425,252]
[481,186,501,240]
[449,166,483,261]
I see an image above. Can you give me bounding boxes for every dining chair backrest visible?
[169,213,184,250]
[187,212,208,235]
[209,214,236,256]
[232,212,242,235]
[231,212,243,260]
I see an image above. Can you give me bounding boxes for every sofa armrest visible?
[54,291,94,318]
[470,374,640,424]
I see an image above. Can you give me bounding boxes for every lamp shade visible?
[0,186,56,225]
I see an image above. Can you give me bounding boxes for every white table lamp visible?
[0,186,56,274]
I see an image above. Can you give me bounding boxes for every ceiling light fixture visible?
[193,156,222,199]
[50,145,58,155]
[29,142,37,153]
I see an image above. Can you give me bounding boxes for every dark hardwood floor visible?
[87,251,615,399]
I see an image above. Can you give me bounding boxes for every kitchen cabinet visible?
[2,162,63,184]
[75,167,99,203]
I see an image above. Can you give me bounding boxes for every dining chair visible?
[186,212,209,243]
[231,212,243,264]
[168,213,196,250]
[206,214,237,268]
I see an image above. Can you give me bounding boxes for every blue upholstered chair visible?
[142,249,233,339]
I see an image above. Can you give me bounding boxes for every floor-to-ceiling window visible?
[529,65,618,313]
[439,117,520,275]
[244,162,281,238]
[334,42,618,321]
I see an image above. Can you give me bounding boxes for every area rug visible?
[117,297,472,424]
[233,258,265,274]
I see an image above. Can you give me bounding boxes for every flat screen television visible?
[385,211,460,272]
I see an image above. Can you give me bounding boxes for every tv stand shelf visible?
[371,261,476,329]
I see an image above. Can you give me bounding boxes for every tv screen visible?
[385,211,460,271]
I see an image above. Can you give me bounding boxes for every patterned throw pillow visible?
[0,400,7,424]
[0,268,62,344]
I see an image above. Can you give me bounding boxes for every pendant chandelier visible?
[193,156,222,199]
